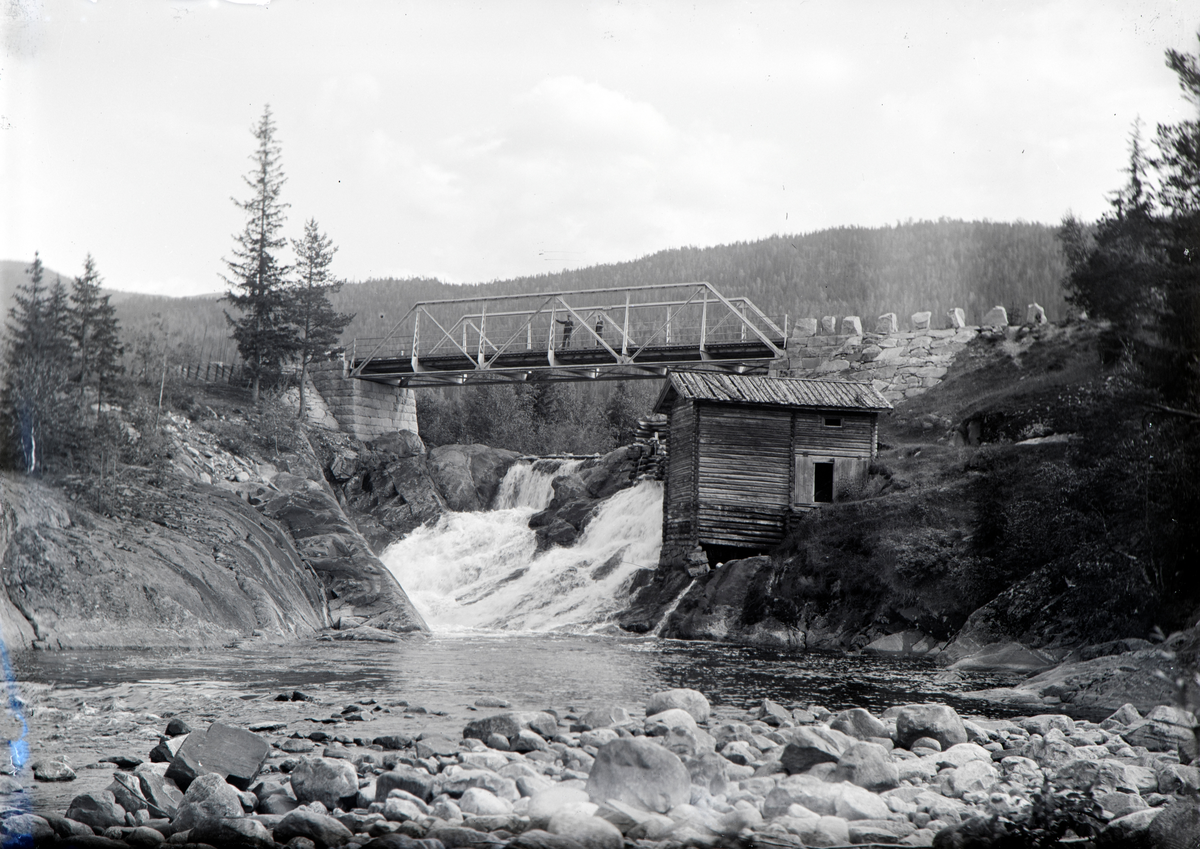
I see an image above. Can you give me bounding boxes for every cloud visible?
[414,76,786,279]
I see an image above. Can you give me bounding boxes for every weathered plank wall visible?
[661,399,698,568]
[696,404,791,548]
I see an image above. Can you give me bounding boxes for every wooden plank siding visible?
[661,399,699,563]
[792,411,875,456]
[695,404,792,548]
[791,410,875,506]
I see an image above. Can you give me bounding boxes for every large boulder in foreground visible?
[586,738,691,813]
[780,725,855,774]
[894,704,968,750]
[165,722,270,791]
[171,772,245,831]
[273,808,354,849]
[645,689,711,724]
[289,756,360,810]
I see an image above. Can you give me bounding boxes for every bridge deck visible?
[353,340,785,386]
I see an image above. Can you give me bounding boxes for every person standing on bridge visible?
[555,315,574,349]
[594,315,605,347]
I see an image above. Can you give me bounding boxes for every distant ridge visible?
[5,219,1069,347]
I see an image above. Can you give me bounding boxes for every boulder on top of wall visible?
[876,313,898,334]
[982,306,1009,327]
[1026,303,1047,325]
[840,316,863,336]
[821,316,838,334]
[793,318,819,338]
[947,308,967,328]
[911,311,932,331]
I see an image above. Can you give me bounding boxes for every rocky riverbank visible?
[12,680,1199,848]
[0,404,429,650]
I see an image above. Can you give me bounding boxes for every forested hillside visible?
[337,219,1067,342]
[11,218,1065,367]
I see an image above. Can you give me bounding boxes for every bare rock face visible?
[656,556,785,642]
[259,474,426,634]
[528,447,640,550]
[0,474,328,650]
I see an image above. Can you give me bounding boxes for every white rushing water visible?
[383,460,663,634]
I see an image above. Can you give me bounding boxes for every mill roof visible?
[652,372,892,414]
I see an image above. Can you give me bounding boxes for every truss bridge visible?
[350,282,788,387]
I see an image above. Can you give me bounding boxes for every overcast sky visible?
[2,1,1197,297]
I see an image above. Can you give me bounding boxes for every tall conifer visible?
[289,218,354,420]
[223,105,297,404]
[2,253,73,471]
[69,254,124,421]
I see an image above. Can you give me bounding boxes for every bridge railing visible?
[350,282,788,372]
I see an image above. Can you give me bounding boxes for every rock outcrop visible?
[427,444,522,512]
[0,473,329,650]
[260,472,426,633]
[528,447,640,550]
[316,432,520,553]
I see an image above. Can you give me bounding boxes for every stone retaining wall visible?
[770,303,1045,403]
[772,326,981,404]
[308,358,419,441]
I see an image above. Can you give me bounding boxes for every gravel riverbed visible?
[6,668,1199,848]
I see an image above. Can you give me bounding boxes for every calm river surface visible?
[14,634,1046,813]
[16,633,1025,718]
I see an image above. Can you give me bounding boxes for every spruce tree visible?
[1,253,73,472]
[289,218,354,420]
[223,105,297,404]
[68,254,124,423]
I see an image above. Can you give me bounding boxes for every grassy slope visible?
[750,321,1200,651]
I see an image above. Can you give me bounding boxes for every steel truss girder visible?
[350,281,786,388]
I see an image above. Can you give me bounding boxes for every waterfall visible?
[383,460,662,634]
[491,458,583,510]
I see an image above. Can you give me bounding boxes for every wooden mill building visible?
[652,372,891,569]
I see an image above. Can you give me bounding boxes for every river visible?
[13,457,1034,814]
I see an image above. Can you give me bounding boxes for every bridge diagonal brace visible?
[554,297,629,364]
[627,285,708,361]
[352,303,421,376]
[420,308,478,363]
[699,283,786,357]
[484,296,558,370]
